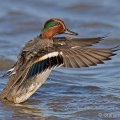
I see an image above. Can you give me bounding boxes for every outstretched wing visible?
[53,36,105,47]
[59,46,117,68]
[21,45,119,77]
[21,45,118,78]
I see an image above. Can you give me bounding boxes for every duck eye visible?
[41,20,59,32]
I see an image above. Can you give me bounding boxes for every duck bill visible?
[64,29,78,36]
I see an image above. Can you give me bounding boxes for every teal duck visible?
[1,18,119,103]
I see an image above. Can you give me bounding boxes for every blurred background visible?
[0,0,120,120]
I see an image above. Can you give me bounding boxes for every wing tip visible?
[112,44,120,52]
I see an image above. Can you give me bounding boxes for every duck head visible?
[41,18,78,39]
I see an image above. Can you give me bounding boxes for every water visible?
[0,0,120,119]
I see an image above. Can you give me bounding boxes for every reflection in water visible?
[1,99,44,119]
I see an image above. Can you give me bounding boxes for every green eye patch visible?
[41,20,59,32]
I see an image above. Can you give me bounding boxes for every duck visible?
[1,18,119,103]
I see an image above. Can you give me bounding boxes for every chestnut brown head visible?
[41,18,78,39]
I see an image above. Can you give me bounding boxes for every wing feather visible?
[26,52,63,79]
[53,36,104,47]
[60,46,116,68]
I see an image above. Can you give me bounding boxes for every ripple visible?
[81,22,116,28]
[0,0,120,120]
[84,85,101,90]
[0,58,14,71]
[66,3,99,10]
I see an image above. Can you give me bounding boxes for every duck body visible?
[1,35,66,103]
[1,18,119,103]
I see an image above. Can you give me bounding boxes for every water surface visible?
[0,0,120,120]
